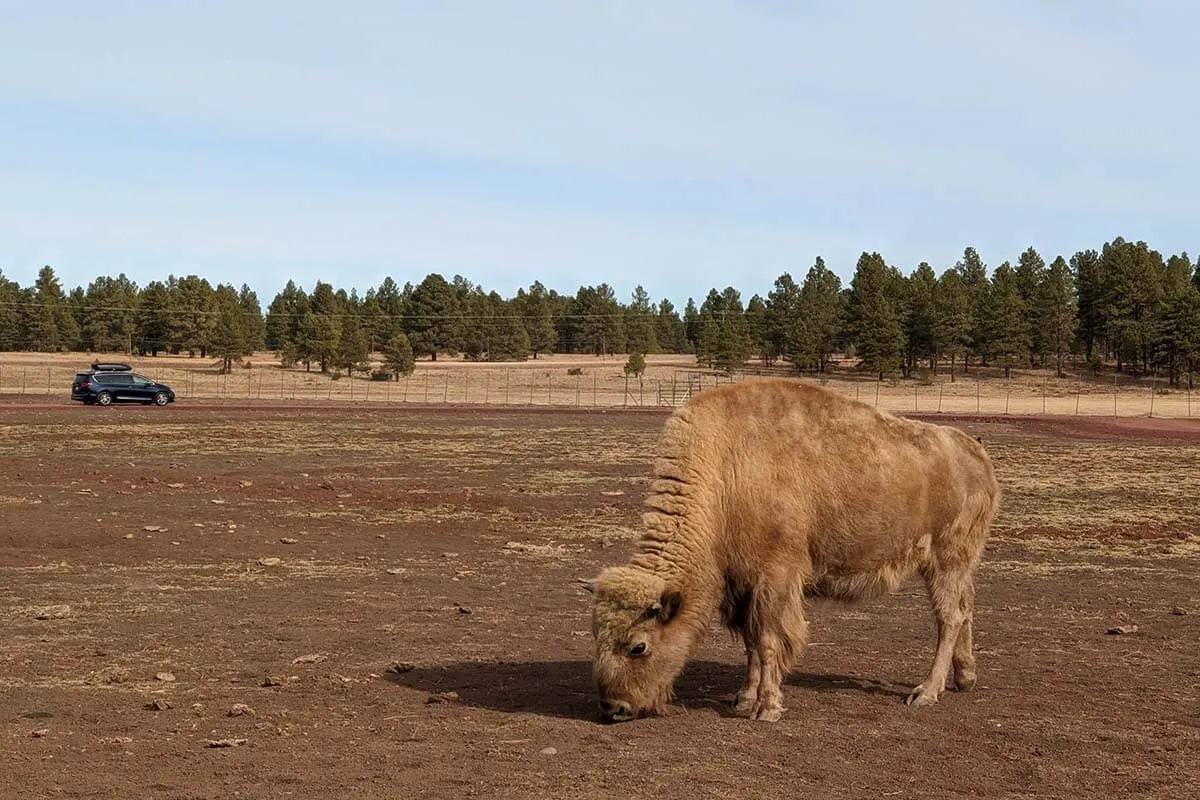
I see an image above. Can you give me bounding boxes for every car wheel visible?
[153,392,169,406]
[96,391,113,406]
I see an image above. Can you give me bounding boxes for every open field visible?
[2,350,1198,417]
[1,405,1198,799]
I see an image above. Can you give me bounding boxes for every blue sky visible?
[1,1,1197,308]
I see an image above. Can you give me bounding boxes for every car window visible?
[131,374,152,386]
[101,374,133,386]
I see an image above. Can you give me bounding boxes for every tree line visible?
[2,236,1199,384]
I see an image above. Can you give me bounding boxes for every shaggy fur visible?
[585,378,1000,722]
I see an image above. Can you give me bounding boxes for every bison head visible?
[582,566,688,723]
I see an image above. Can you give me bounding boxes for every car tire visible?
[153,392,169,406]
[96,391,113,406]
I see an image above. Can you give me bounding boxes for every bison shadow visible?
[383,659,907,721]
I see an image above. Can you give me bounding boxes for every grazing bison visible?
[583,378,999,722]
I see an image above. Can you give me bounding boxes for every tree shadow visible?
[382,658,909,722]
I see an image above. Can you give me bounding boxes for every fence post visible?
[48,368,52,395]
[914,381,918,412]
[464,371,470,404]
[1042,377,1046,414]
[1149,373,1156,418]
[424,372,430,403]
[1113,371,1118,417]
[576,375,581,406]
[547,373,552,405]
[22,367,27,394]
[443,372,449,404]
[593,372,597,406]
[938,382,944,413]
[1005,378,1011,415]
[529,372,535,405]
[874,379,879,408]
[484,371,490,404]
[505,369,510,405]
[1076,370,1081,416]
[976,379,981,414]
[403,375,410,403]
[624,374,629,406]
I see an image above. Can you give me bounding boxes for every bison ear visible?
[577,577,597,594]
[656,590,683,623]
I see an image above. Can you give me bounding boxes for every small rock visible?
[540,747,558,756]
[385,567,406,575]
[31,729,50,738]
[34,604,72,620]
[227,704,255,717]
[1106,624,1139,635]
[425,691,460,704]
[390,662,416,674]
[291,653,326,665]
[600,491,625,497]
[145,699,172,711]
[257,557,282,567]
[166,483,185,489]
[205,738,247,748]
[210,499,227,505]
[456,605,472,615]
[123,533,135,540]
[143,525,167,532]
[1170,607,1188,616]
[155,672,177,682]
[261,676,284,687]
[441,552,459,559]
[239,481,253,488]
[279,537,299,545]
[336,492,353,499]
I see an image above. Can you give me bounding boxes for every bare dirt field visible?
[1,402,1198,799]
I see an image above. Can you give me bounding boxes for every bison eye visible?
[629,642,648,657]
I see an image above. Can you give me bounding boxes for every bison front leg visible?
[741,575,807,722]
[732,643,761,716]
[907,567,974,707]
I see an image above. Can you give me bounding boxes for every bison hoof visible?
[904,685,940,708]
[731,692,758,716]
[751,704,785,722]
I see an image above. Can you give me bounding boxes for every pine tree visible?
[406,273,463,361]
[0,270,20,350]
[905,263,937,373]
[745,294,770,364]
[1071,249,1104,362]
[932,269,971,378]
[334,312,370,376]
[1014,247,1046,366]
[1039,256,1077,376]
[135,281,173,356]
[654,299,687,354]
[210,287,248,374]
[789,259,843,374]
[956,247,989,369]
[847,252,904,379]
[383,332,416,379]
[983,262,1029,378]
[765,272,801,364]
[488,303,531,361]
[515,281,557,358]
[682,298,701,353]
[1100,238,1164,374]
[624,286,659,355]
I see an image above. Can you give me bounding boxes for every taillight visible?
[82,380,92,389]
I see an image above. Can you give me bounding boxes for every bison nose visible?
[599,698,634,722]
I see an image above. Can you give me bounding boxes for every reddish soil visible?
[1,405,1197,799]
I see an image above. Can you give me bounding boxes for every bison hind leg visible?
[907,563,977,707]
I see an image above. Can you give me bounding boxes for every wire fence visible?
[1,361,1196,418]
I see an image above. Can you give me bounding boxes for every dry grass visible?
[3,350,1197,418]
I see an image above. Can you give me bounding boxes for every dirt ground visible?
[1,401,1197,799]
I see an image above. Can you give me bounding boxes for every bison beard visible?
[584,378,1000,723]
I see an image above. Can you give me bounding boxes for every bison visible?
[583,378,1000,722]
